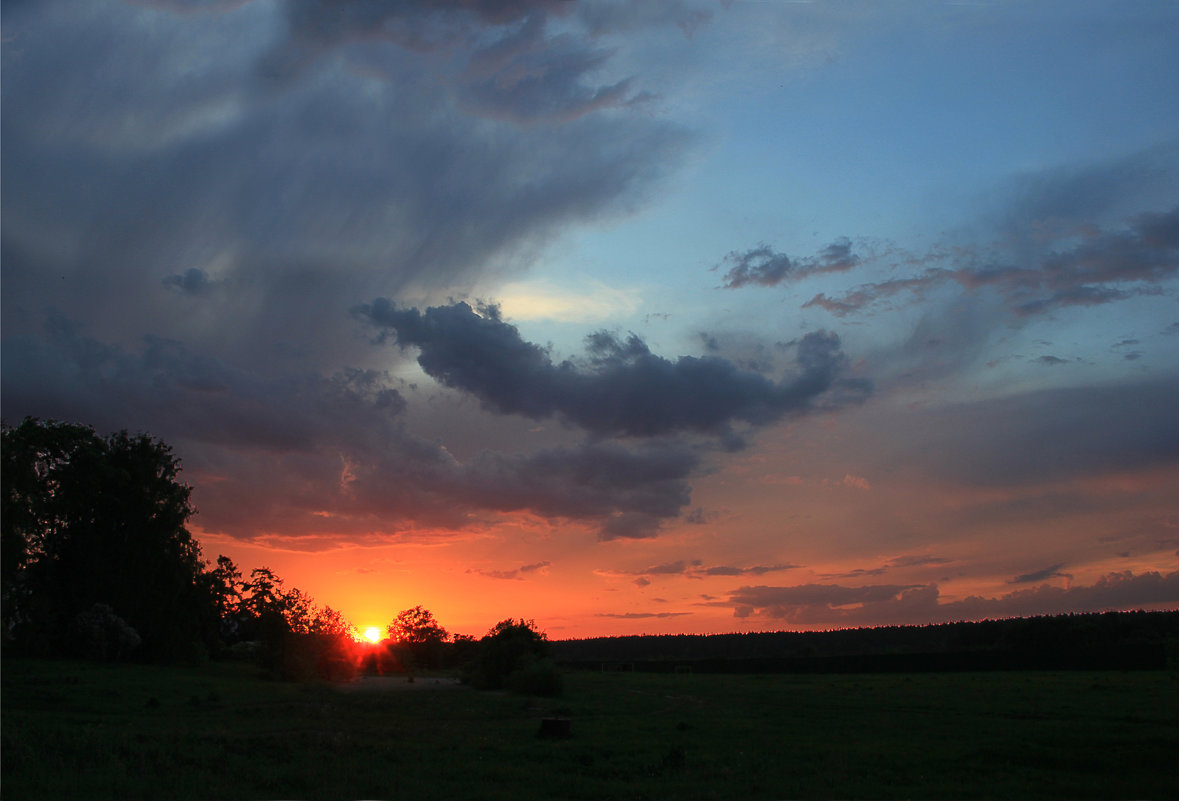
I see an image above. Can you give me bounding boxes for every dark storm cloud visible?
[1,0,692,366]
[262,0,665,123]
[726,570,1179,625]
[718,239,861,289]
[0,311,404,452]
[456,441,699,540]
[1,312,699,543]
[458,13,642,124]
[0,0,708,546]
[208,433,701,543]
[356,300,869,440]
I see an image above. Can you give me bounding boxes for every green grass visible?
[3,659,1178,799]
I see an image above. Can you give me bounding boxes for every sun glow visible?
[362,626,383,643]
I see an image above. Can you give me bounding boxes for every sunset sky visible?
[3,0,1178,639]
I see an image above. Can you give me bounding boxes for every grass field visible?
[3,658,1177,799]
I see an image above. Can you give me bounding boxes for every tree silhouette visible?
[387,605,448,645]
[2,418,213,660]
[387,605,449,669]
[464,618,561,694]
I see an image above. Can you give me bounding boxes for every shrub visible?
[70,603,141,661]
[463,618,553,691]
[506,656,563,697]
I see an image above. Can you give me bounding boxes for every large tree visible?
[2,418,210,660]
[387,605,449,669]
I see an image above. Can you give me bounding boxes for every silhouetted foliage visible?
[69,602,142,661]
[464,618,561,694]
[218,564,358,681]
[385,605,449,670]
[2,418,214,661]
[1,417,362,678]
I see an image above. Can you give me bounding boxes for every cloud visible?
[872,376,1179,487]
[0,313,701,543]
[725,139,1179,332]
[725,570,1179,626]
[798,206,1179,319]
[599,561,801,581]
[718,238,861,289]
[0,0,716,548]
[1,0,693,371]
[729,582,924,621]
[886,555,954,569]
[470,561,551,581]
[356,300,869,441]
[596,611,692,619]
[1010,563,1072,584]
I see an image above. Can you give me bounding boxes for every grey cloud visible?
[2,0,692,372]
[0,313,699,543]
[459,14,640,123]
[596,611,692,619]
[1010,563,1072,584]
[1000,140,1179,231]
[647,560,702,575]
[163,268,217,295]
[604,561,800,580]
[356,300,869,440]
[0,311,400,453]
[576,2,713,37]
[817,555,954,580]
[702,564,801,577]
[455,441,699,540]
[886,555,953,568]
[801,206,1179,319]
[719,238,860,289]
[264,0,662,124]
[470,560,551,580]
[728,582,923,622]
[880,376,1179,486]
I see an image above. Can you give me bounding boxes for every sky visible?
[3,0,1179,639]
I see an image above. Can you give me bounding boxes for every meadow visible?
[3,658,1177,800]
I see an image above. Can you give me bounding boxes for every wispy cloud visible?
[469,561,552,581]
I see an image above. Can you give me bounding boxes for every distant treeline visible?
[552,610,1179,673]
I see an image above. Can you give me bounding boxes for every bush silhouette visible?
[464,618,561,694]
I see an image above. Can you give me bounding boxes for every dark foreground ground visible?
[3,658,1177,800]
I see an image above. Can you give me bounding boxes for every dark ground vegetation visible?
[3,657,1177,800]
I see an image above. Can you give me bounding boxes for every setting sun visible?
[362,626,382,643]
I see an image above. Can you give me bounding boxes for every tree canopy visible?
[2,418,208,660]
